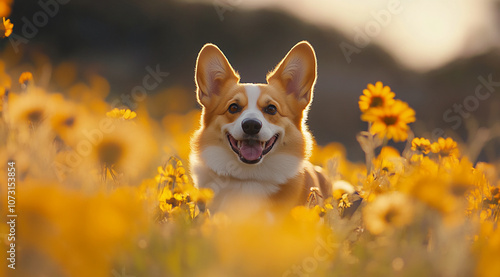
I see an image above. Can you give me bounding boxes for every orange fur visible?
[190,41,330,213]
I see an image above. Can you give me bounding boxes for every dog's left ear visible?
[266,41,317,110]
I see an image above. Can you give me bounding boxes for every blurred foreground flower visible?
[91,120,156,183]
[363,192,414,235]
[0,63,498,277]
[17,181,148,277]
[0,1,12,17]
[7,88,63,129]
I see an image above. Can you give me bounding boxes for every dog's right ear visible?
[266,41,317,111]
[195,44,240,107]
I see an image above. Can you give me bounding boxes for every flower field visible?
[1,60,499,276]
[1,6,500,277]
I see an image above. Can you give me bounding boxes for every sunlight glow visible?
[202,0,500,71]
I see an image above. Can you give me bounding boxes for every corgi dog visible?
[190,41,332,213]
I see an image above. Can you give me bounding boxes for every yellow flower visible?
[374,146,403,175]
[159,202,173,213]
[361,100,416,142]
[89,120,156,182]
[19,71,34,86]
[2,17,12,38]
[399,157,475,220]
[158,187,173,202]
[359,81,395,112]
[153,157,204,220]
[7,89,63,128]
[411,137,431,154]
[155,157,190,189]
[363,192,414,235]
[448,157,475,197]
[367,147,403,194]
[106,108,137,120]
[51,111,76,132]
[48,100,93,147]
[338,193,352,209]
[96,138,126,167]
[190,187,214,205]
[431,137,460,158]
[173,192,185,202]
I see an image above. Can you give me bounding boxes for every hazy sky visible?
[201,0,500,71]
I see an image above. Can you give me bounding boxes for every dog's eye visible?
[228,103,241,114]
[264,104,277,115]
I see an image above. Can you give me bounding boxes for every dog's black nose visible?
[242,118,262,135]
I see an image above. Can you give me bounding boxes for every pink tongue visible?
[240,141,263,161]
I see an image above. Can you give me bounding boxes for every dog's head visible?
[193,41,317,182]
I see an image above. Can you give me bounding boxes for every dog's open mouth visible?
[227,133,279,164]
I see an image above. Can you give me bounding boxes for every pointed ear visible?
[195,44,239,107]
[266,41,317,109]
